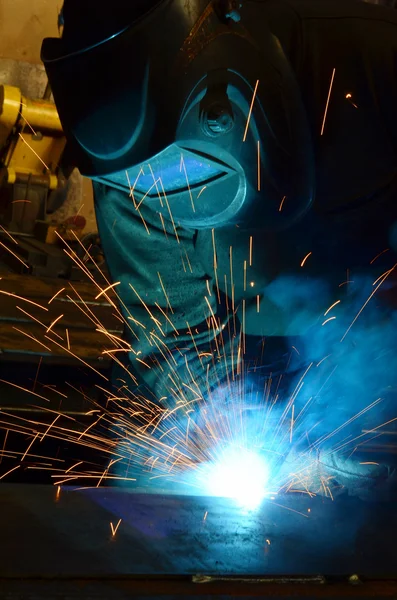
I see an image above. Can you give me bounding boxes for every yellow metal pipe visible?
[0,85,22,147]
[21,95,63,134]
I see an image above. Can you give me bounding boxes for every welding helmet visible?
[41,0,314,230]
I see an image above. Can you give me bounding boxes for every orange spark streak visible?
[45,336,109,381]
[154,302,179,335]
[341,263,396,342]
[0,379,50,402]
[0,465,20,480]
[180,155,195,212]
[135,179,161,210]
[18,133,49,170]
[157,272,174,314]
[65,461,83,473]
[95,282,121,299]
[110,518,122,537]
[271,500,309,518]
[16,306,63,341]
[257,294,260,313]
[46,313,64,334]
[135,357,151,369]
[249,236,253,266]
[21,432,39,461]
[48,288,65,304]
[243,79,259,142]
[257,141,261,191]
[279,195,287,212]
[300,252,312,267]
[0,240,29,269]
[370,248,389,265]
[40,415,61,442]
[0,430,9,465]
[320,68,336,136]
[159,179,179,243]
[0,225,18,244]
[324,300,340,316]
[13,327,52,352]
[65,328,70,350]
[0,290,48,311]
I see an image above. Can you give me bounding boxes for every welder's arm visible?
[93,183,233,408]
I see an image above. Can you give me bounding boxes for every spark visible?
[110,518,122,537]
[46,314,64,334]
[66,328,70,350]
[256,294,260,313]
[243,79,259,142]
[0,290,48,311]
[0,240,29,269]
[135,179,161,210]
[316,354,331,367]
[370,248,389,265]
[320,68,336,136]
[345,93,358,109]
[300,252,312,267]
[21,432,39,461]
[0,379,50,402]
[341,263,396,341]
[203,511,208,522]
[0,465,20,480]
[270,500,309,519]
[157,272,174,314]
[322,316,336,326]
[249,236,253,266]
[48,288,66,304]
[324,300,340,316]
[56,485,61,500]
[18,133,50,170]
[16,306,63,341]
[18,109,37,135]
[279,195,287,212]
[0,430,9,465]
[197,186,207,199]
[257,141,261,191]
[180,154,195,212]
[0,226,17,243]
[95,282,121,300]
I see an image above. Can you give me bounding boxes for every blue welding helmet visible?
[41,0,314,230]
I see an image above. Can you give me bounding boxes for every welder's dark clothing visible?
[93,0,397,405]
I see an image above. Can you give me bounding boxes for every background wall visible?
[0,0,59,64]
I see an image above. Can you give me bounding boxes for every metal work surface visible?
[2,483,397,577]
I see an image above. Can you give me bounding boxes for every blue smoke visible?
[265,271,397,451]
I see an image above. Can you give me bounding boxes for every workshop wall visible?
[0,0,98,235]
[0,0,59,64]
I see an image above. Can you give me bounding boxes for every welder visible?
[41,0,397,499]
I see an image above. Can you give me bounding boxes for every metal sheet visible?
[1,483,397,578]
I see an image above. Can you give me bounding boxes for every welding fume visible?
[41,0,397,507]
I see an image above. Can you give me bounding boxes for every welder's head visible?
[42,0,314,230]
